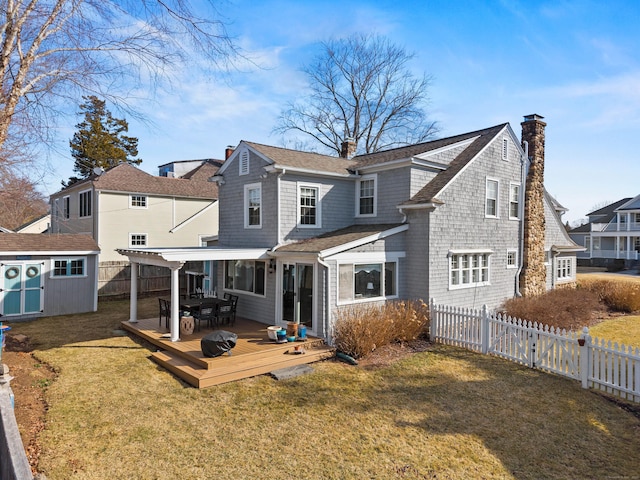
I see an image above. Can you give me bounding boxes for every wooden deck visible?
[121,317,335,388]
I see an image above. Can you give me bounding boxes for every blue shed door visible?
[1,263,43,317]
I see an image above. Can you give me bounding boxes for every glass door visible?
[281,263,314,329]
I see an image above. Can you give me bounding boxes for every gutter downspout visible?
[277,168,286,245]
[515,141,529,297]
[317,256,331,344]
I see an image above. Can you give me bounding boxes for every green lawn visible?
[8,298,640,479]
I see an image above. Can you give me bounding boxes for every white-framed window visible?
[224,260,265,296]
[79,190,92,218]
[51,258,85,277]
[63,196,70,219]
[449,252,491,289]
[338,261,398,303]
[509,183,520,220]
[53,198,60,220]
[485,178,499,218]
[298,183,321,227]
[244,183,261,228]
[356,174,377,217]
[502,138,508,160]
[129,233,147,247]
[239,150,249,176]
[130,194,147,208]
[506,249,517,268]
[556,257,573,281]
[634,237,640,251]
[593,237,601,251]
[585,236,591,251]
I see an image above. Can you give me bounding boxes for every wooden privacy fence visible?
[429,300,640,403]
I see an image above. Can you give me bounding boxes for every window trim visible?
[508,182,521,220]
[129,233,148,248]
[51,257,86,278]
[297,182,322,228]
[79,189,92,218]
[356,174,377,217]
[63,195,70,219]
[223,259,266,297]
[556,257,574,282]
[449,251,492,290]
[485,178,499,218]
[335,252,403,305]
[129,194,148,209]
[244,183,262,229]
[506,249,518,269]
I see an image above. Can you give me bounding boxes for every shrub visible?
[578,278,640,313]
[332,299,429,359]
[500,288,602,331]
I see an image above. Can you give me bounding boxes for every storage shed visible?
[0,234,100,320]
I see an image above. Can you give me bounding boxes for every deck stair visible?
[122,317,335,388]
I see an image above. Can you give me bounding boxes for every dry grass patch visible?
[7,298,640,479]
[589,315,640,348]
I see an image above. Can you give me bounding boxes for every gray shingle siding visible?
[218,150,276,247]
[424,134,523,309]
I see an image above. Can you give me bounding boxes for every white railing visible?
[579,249,639,260]
[430,300,640,403]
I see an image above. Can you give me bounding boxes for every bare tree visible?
[0,171,48,229]
[275,33,438,156]
[0,0,237,166]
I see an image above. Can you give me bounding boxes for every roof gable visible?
[617,195,640,211]
[401,124,509,206]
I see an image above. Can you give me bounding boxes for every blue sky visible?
[45,0,640,225]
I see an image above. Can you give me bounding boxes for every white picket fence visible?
[429,300,640,403]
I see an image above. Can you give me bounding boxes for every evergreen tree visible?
[67,96,141,185]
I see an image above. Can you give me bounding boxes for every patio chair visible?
[194,306,216,331]
[158,298,170,328]
[215,301,235,327]
[227,294,239,324]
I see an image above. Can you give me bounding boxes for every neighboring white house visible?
[49,161,223,296]
[15,213,50,234]
[569,196,640,268]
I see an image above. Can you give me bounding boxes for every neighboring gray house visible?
[119,115,580,342]
[0,234,100,320]
[569,197,640,268]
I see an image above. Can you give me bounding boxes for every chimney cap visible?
[523,114,545,122]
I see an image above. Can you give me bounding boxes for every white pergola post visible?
[170,266,181,342]
[129,261,138,323]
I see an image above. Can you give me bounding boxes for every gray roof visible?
[245,142,357,175]
[56,163,220,200]
[276,224,404,254]
[401,124,507,206]
[0,234,99,253]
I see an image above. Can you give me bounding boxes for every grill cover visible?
[201,330,238,358]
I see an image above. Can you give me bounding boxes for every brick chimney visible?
[340,137,357,159]
[225,145,235,160]
[519,114,547,297]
